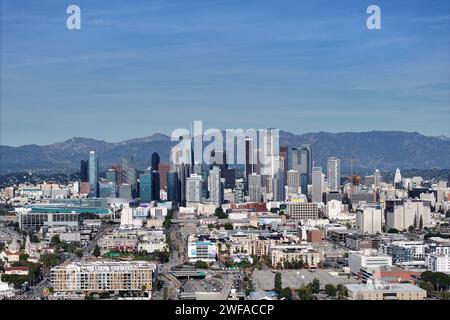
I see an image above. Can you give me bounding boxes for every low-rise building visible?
[271,244,322,268]
[187,235,217,263]
[345,282,426,300]
[348,249,392,277]
[426,253,450,273]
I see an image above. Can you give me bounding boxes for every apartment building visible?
[271,245,322,267]
[51,260,156,293]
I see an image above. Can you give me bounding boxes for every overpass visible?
[170,269,207,279]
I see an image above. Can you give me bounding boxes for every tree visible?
[413,215,417,228]
[93,245,101,257]
[99,291,110,299]
[224,223,233,230]
[419,281,435,297]
[325,284,337,297]
[421,271,450,291]
[310,278,320,294]
[419,215,423,229]
[336,284,348,299]
[215,207,227,219]
[274,272,282,293]
[40,253,60,269]
[50,235,61,246]
[281,287,292,299]
[75,249,83,257]
[440,291,450,300]
[195,260,208,269]
[387,228,399,234]
[19,253,29,262]
[163,210,173,229]
[408,225,415,232]
[1,274,29,289]
[297,285,313,300]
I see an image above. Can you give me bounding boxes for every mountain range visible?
[1,131,449,174]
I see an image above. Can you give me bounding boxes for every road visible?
[82,223,117,256]
[153,223,190,300]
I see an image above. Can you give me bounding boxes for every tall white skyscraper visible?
[209,166,223,208]
[394,168,402,184]
[186,174,203,203]
[248,173,263,203]
[312,167,324,203]
[327,157,341,192]
[374,169,381,187]
[260,128,280,178]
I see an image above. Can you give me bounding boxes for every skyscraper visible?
[139,173,152,202]
[394,168,402,184]
[260,128,279,178]
[327,157,341,192]
[159,163,170,190]
[151,152,160,171]
[291,147,300,171]
[177,163,191,206]
[312,167,323,203]
[148,151,161,202]
[245,137,256,180]
[279,144,288,175]
[167,171,181,204]
[111,164,123,185]
[88,151,98,198]
[374,169,381,188]
[80,160,89,183]
[271,176,281,201]
[209,166,223,208]
[151,170,160,201]
[287,170,300,192]
[300,173,308,196]
[300,144,313,184]
[186,174,203,203]
[248,173,263,203]
[122,155,137,198]
[105,169,117,197]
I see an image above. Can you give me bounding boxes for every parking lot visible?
[252,269,359,291]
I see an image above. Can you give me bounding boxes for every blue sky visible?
[1,0,449,146]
